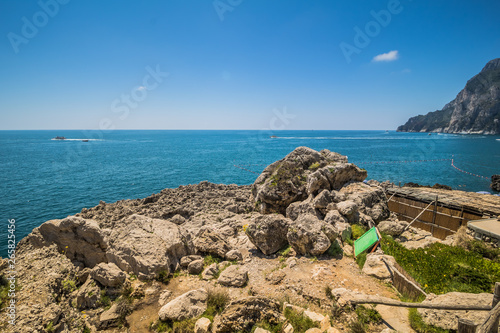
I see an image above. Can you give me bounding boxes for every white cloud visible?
[372,50,399,62]
[137,86,146,91]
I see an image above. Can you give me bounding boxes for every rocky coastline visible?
[1,147,498,333]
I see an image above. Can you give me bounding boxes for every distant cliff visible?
[398,58,500,134]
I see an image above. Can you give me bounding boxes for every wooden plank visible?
[350,296,491,310]
[458,318,478,333]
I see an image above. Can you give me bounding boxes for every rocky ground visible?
[0,146,496,333]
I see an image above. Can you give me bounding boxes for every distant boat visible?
[53,136,66,140]
[82,139,89,142]
[428,133,432,135]
[270,135,278,138]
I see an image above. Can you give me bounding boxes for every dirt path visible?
[377,305,415,332]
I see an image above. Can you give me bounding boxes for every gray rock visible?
[378,220,407,236]
[287,214,331,256]
[193,227,232,259]
[212,297,282,333]
[324,210,348,226]
[225,249,243,261]
[361,254,396,279]
[91,262,126,288]
[246,215,290,255]
[286,199,322,221]
[201,263,219,280]
[251,147,365,214]
[217,265,248,287]
[180,255,203,267]
[188,259,205,275]
[106,214,192,279]
[418,292,493,330]
[158,289,173,306]
[75,276,100,310]
[195,317,211,333]
[170,214,186,225]
[98,303,121,329]
[158,289,208,321]
[336,222,352,241]
[312,189,334,209]
[336,200,358,219]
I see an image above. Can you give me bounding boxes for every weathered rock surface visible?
[91,262,126,287]
[252,147,366,214]
[377,220,408,236]
[180,255,203,267]
[158,289,208,321]
[212,297,282,333]
[361,254,396,280]
[246,214,290,255]
[187,259,205,275]
[217,265,248,287]
[492,174,500,192]
[201,263,219,280]
[194,227,232,259]
[98,303,121,329]
[287,214,331,256]
[398,58,500,134]
[194,317,211,333]
[418,292,493,330]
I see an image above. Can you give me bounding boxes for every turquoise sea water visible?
[1,130,499,256]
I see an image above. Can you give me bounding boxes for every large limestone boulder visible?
[212,297,282,333]
[31,216,108,267]
[193,227,232,258]
[252,147,366,214]
[188,259,205,275]
[106,214,193,279]
[158,289,208,321]
[246,214,291,255]
[194,317,211,333]
[418,292,493,330]
[91,262,126,287]
[286,214,331,256]
[340,182,389,223]
[377,220,408,236]
[217,265,248,287]
[361,254,396,280]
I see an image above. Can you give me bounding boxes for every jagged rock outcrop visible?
[286,214,332,256]
[398,58,500,134]
[491,174,500,192]
[245,214,291,255]
[251,147,366,214]
[212,297,282,333]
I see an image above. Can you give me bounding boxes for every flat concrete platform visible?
[468,218,500,239]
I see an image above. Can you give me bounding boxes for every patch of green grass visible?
[251,320,284,333]
[467,239,500,263]
[351,224,367,240]
[203,288,230,321]
[355,253,367,269]
[0,275,10,309]
[381,234,500,294]
[324,285,333,299]
[348,320,365,333]
[408,308,450,333]
[156,270,172,284]
[98,289,111,308]
[204,255,222,267]
[284,307,319,332]
[308,162,320,170]
[62,279,77,293]
[355,305,382,326]
[279,245,292,257]
[327,240,343,257]
[45,321,54,333]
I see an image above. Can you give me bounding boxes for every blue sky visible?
[0,0,499,130]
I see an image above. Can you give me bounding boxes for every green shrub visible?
[355,305,382,326]
[156,270,171,284]
[98,289,111,308]
[204,255,222,267]
[355,253,367,269]
[327,241,343,257]
[381,235,500,294]
[203,288,230,321]
[351,224,367,240]
[279,245,292,257]
[284,307,319,332]
[467,240,500,263]
[62,279,77,293]
[308,162,320,170]
[251,320,284,333]
[348,320,365,333]
[46,321,54,333]
[408,308,450,333]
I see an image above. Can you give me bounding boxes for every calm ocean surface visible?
[1,130,499,256]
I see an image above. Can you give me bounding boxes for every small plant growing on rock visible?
[62,279,77,293]
[203,288,230,321]
[284,307,319,332]
[45,321,54,333]
[156,270,171,284]
[308,162,320,170]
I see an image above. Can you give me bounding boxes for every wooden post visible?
[431,195,438,236]
[491,282,500,333]
[458,318,477,333]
